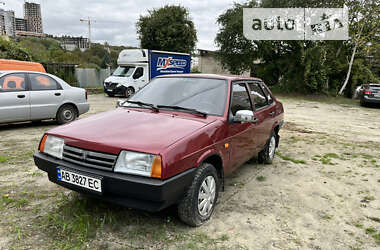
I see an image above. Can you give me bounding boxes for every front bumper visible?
[33,152,196,212]
[104,85,125,95]
[362,95,380,104]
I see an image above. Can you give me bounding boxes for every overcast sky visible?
[5,0,244,50]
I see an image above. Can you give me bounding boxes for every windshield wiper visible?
[125,100,159,112]
[157,105,207,117]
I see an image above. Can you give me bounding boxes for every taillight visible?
[364,90,372,95]
[85,90,88,100]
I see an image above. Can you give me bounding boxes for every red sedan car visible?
[34,74,284,226]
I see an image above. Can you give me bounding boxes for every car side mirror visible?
[233,110,256,123]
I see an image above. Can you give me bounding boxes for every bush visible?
[0,38,32,61]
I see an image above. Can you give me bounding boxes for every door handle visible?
[55,93,61,96]
[269,111,275,116]
[17,94,25,98]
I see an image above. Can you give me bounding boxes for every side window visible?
[248,82,267,109]
[230,82,252,116]
[133,67,144,79]
[29,74,59,91]
[0,73,27,92]
[262,85,274,105]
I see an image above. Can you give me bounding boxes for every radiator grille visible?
[62,145,117,171]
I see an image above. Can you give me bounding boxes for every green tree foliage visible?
[137,5,197,53]
[15,37,127,69]
[0,38,31,61]
[216,0,379,96]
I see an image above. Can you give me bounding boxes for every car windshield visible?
[125,77,228,116]
[112,66,135,77]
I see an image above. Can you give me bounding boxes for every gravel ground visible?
[0,94,379,249]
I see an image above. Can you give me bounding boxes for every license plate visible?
[107,89,113,92]
[57,168,102,193]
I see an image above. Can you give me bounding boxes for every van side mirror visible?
[233,110,256,123]
[116,100,124,108]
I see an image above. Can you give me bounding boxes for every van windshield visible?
[112,66,135,77]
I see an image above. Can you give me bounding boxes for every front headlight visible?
[114,150,162,178]
[116,83,122,88]
[39,135,64,159]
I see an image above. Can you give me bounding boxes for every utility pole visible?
[80,17,95,49]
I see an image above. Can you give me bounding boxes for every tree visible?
[0,38,31,61]
[216,0,379,95]
[338,0,379,95]
[136,5,197,53]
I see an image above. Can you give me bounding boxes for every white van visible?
[103,49,191,97]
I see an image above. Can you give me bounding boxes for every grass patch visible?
[0,155,10,163]
[366,227,377,234]
[363,196,375,201]
[323,153,340,159]
[256,176,266,182]
[361,154,374,159]
[354,223,363,228]
[33,193,233,249]
[374,233,380,244]
[276,152,306,164]
[321,214,333,220]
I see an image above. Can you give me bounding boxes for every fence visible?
[75,68,111,87]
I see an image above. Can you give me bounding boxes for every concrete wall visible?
[198,52,250,76]
[198,54,231,75]
[75,68,111,87]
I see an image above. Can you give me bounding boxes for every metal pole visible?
[88,17,91,48]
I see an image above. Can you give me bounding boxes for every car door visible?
[247,82,273,151]
[226,81,258,174]
[0,73,30,123]
[28,73,64,120]
[132,67,147,90]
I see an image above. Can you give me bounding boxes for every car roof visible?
[0,70,48,74]
[156,73,263,82]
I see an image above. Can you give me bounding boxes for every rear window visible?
[29,74,60,91]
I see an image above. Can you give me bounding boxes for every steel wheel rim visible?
[126,88,134,97]
[198,175,216,217]
[268,135,276,159]
[63,109,73,121]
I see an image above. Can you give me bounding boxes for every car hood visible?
[47,108,216,155]
[105,75,131,83]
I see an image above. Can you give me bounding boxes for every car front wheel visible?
[125,87,135,98]
[178,163,219,227]
[258,132,277,164]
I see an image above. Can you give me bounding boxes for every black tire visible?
[106,93,115,97]
[258,131,277,164]
[125,87,135,98]
[56,104,77,125]
[178,163,219,227]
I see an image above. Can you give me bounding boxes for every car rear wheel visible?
[258,131,277,164]
[56,104,77,125]
[178,163,219,227]
[125,87,135,98]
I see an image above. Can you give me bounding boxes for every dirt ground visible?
[0,94,379,249]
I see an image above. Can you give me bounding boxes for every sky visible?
[4,0,244,50]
